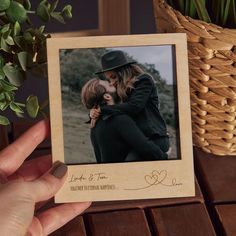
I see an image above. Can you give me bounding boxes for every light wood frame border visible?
[47,33,195,203]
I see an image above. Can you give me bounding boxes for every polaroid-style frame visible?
[47,34,195,203]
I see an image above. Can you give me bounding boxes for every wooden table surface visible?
[1,122,236,236]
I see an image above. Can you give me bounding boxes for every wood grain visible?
[150,203,216,236]
[86,177,203,213]
[215,204,236,236]
[194,147,236,203]
[85,209,151,236]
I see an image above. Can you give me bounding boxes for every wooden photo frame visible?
[47,33,195,203]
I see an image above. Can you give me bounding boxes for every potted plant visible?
[153,0,236,155]
[0,0,72,125]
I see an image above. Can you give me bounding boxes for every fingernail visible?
[50,161,68,179]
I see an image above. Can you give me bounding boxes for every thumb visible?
[28,161,68,202]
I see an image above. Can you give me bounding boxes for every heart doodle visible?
[144,170,167,186]
[152,170,167,184]
[124,169,182,190]
[145,173,158,185]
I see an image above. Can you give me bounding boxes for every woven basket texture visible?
[153,0,236,155]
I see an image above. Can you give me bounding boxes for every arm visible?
[101,76,154,116]
[0,120,90,235]
[115,115,167,160]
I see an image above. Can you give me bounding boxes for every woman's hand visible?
[90,107,101,119]
[0,120,91,236]
[90,107,101,128]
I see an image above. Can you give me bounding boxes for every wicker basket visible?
[153,0,236,155]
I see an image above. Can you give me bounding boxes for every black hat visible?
[95,50,136,74]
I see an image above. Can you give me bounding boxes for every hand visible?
[90,107,101,120]
[0,120,91,236]
[90,107,101,128]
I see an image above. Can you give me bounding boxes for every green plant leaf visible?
[0,71,5,80]
[189,0,197,18]
[1,23,10,33]
[0,65,5,79]
[0,79,17,91]
[6,1,27,23]
[23,31,33,42]
[36,1,50,22]
[51,12,65,24]
[38,25,45,34]
[62,5,72,18]
[0,100,9,111]
[0,101,6,110]
[5,35,14,45]
[0,115,10,125]
[1,37,10,52]
[0,93,4,101]
[14,21,21,36]
[193,0,211,22]
[230,0,236,24]
[220,0,224,22]
[15,112,24,118]
[51,0,59,12]
[26,95,39,118]
[15,102,25,107]
[223,0,231,25]
[23,0,31,10]
[14,36,27,49]
[3,64,24,86]
[0,56,4,68]
[2,28,11,40]
[17,51,28,71]
[184,0,189,16]
[10,102,24,113]
[0,0,10,11]
[4,91,13,101]
[176,0,185,13]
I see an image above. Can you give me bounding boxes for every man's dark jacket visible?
[101,73,168,139]
[91,112,167,163]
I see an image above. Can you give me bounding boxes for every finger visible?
[90,119,96,128]
[28,202,91,235]
[94,111,100,117]
[94,109,101,115]
[0,119,50,176]
[8,155,52,182]
[28,161,68,202]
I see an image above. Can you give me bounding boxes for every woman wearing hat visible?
[92,50,170,160]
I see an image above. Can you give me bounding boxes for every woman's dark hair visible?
[113,64,144,101]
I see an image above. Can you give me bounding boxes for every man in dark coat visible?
[81,78,168,163]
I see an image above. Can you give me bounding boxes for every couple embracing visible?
[81,50,170,163]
